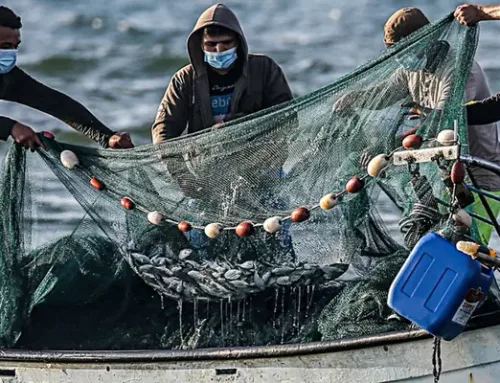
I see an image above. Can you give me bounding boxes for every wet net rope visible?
[1,15,499,351]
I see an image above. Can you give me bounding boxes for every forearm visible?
[478,5,500,21]
[6,68,115,147]
[467,93,500,125]
[30,93,114,147]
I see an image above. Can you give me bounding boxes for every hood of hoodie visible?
[187,3,248,78]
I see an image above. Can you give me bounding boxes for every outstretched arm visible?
[466,92,500,125]
[3,67,133,148]
[455,4,500,25]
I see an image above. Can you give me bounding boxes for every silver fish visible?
[224,269,242,280]
[230,280,249,289]
[277,276,292,286]
[139,264,155,273]
[131,253,151,264]
[239,261,255,270]
[253,272,266,290]
[187,270,205,281]
[272,267,294,275]
[179,249,193,260]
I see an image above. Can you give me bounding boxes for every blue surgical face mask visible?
[0,49,17,74]
[204,47,237,70]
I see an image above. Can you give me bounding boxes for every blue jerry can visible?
[388,232,494,340]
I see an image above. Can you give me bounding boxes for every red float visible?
[291,207,310,223]
[120,197,135,210]
[178,221,193,233]
[90,177,105,191]
[236,221,254,237]
[346,177,364,193]
[402,134,423,149]
[450,161,465,185]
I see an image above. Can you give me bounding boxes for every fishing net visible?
[1,15,499,350]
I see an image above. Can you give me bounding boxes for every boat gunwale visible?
[1,310,499,364]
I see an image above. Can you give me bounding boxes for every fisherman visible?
[384,7,500,188]
[151,3,292,142]
[454,4,500,125]
[334,7,500,243]
[151,3,294,259]
[0,6,134,150]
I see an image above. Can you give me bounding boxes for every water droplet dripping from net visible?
[178,299,184,346]
[193,298,199,328]
[297,286,302,332]
[220,299,225,345]
[273,288,279,331]
[281,287,286,344]
[242,298,246,322]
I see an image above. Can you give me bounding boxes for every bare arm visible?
[454,4,500,25]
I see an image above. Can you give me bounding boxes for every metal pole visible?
[460,155,500,178]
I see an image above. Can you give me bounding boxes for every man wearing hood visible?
[152,3,293,142]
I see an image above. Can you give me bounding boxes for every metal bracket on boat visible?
[393,145,459,166]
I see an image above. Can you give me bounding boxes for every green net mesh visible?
[1,15,498,350]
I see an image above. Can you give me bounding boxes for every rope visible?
[432,336,442,382]
[399,173,443,248]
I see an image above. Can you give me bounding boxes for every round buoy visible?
[402,134,423,149]
[346,177,364,193]
[205,223,223,239]
[178,221,192,233]
[263,216,282,233]
[90,177,105,191]
[436,130,455,146]
[148,211,165,226]
[120,197,135,210]
[452,209,472,228]
[450,161,465,184]
[60,150,80,169]
[291,207,310,223]
[236,221,254,237]
[320,193,338,211]
[367,154,389,177]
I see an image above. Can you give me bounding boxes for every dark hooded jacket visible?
[152,3,293,142]
[0,67,115,147]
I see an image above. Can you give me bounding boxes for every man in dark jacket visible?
[152,3,292,142]
[0,6,133,150]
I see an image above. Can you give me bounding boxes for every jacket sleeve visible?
[262,59,293,108]
[4,67,115,147]
[466,92,500,125]
[152,71,190,143]
[0,116,16,141]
